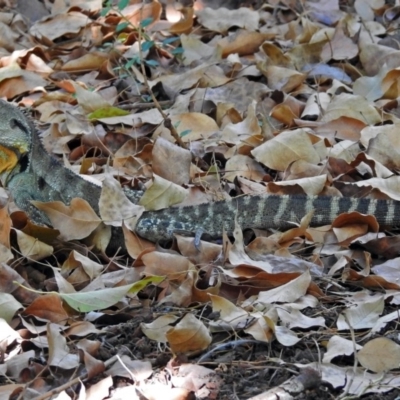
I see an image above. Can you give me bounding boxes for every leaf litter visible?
[2,0,400,399]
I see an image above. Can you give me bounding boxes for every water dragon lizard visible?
[0,99,400,252]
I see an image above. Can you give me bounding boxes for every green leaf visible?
[100,6,111,16]
[140,17,154,28]
[145,59,159,67]
[141,94,152,102]
[88,107,130,120]
[141,40,154,52]
[118,0,130,10]
[128,276,165,294]
[171,47,184,55]
[125,57,139,69]
[162,37,179,45]
[60,276,165,312]
[180,129,192,137]
[116,21,130,32]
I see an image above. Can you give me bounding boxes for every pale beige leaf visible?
[70,81,111,112]
[301,93,331,119]
[261,66,306,92]
[0,203,11,248]
[366,125,400,169]
[355,0,385,20]
[358,337,400,373]
[159,271,194,307]
[274,326,301,346]
[0,294,23,323]
[196,7,259,32]
[337,294,384,330]
[257,270,311,304]
[221,101,261,143]
[152,137,191,185]
[321,93,381,124]
[209,294,249,330]
[330,140,361,163]
[47,323,80,369]
[277,308,326,329]
[30,12,89,41]
[139,174,188,211]
[323,336,362,363]
[68,250,104,280]
[244,316,275,343]
[151,63,219,98]
[169,112,219,142]
[0,243,13,263]
[14,229,54,260]
[181,33,219,66]
[224,154,265,182]
[320,21,358,61]
[267,175,327,196]
[345,176,400,200]
[99,176,145,231]
[252,129,321,171]
[353,64,388,101]
[141,315,180,343]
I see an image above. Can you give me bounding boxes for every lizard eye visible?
[10,118,28,133]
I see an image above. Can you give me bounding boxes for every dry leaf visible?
[32,198,101,241]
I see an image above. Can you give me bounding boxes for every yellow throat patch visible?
[0,145,21,173]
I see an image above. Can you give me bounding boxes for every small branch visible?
[32,355,119,400]
[247,367,321,400]
[137,8,187,149]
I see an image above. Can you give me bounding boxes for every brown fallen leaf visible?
[32,198,101,241]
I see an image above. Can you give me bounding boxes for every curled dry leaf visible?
[209,294,249,330]
[47,323,80,369]
[256,270,312,305]
[122,222,155,259]
[14,229,54,260]
[166,313,212,354]
[22,293,69,325]
[0,294,23,324]
[169,7,194,34]
[141,314,180,343]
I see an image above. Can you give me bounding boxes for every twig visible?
[247,367,321,400]
[137,8,187,149]
[197,339,268,363]
[32,355,119,400]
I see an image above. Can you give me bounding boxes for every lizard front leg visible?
[7,172,55,225]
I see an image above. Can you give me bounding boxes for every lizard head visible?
[0,100,31,183]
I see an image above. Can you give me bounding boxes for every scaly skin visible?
[1,100,400,252]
